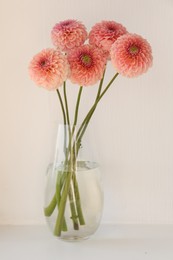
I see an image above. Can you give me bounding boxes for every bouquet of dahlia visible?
[29,19,152,237]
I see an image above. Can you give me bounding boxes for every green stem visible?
[73,86,83,127]
[54,86,85,234]
[69,76,107,225]
[56,88,69,231]
[71,86,86,225]
[56,170,78,231]
[72,173,85,225]
[53,126,79,235]
[56,88,68,157]
[48,72,119,236]
[44,194,56,216]
[73,74,105,144]
[63,81,70,125]
[98,72,119,102]
[60,82,80,232]
[54,169,73,236]
[44,89,67,221]
[76,72,119,144]
[46,85,81,235]
[44,169,68,232]
[56,89,66,125]
[69,73,119,225]
[63,80,72,161]
[95,68,106,101]
[56,172,67,231]
[71,85,83,149]
[68,182,79,230]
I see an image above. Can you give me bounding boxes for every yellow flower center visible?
[40,59,47,67]
[129,45,139,55]
[81,55,92,66]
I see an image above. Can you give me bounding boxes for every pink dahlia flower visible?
[89,20,127,53]
[51,19,87,52]
[29,49,69,90]
[110,34,153,77]
[67,44,107,86]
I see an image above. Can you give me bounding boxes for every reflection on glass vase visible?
[44,124,103,241]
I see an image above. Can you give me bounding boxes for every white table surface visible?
[0,224,173,260]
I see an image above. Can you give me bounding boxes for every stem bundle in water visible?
[44,72,119,237]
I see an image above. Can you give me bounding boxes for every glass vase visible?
[44,124,103,241]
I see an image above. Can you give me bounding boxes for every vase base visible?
[58,235,89,242]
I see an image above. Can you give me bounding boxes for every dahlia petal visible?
[67,44,107,86]
[51,20,87,52]
[29,49,69,90]
[110,33,153,77]
[89,20,127,53]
